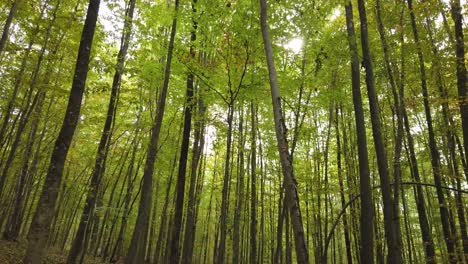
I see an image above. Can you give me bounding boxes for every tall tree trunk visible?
[169,1,197,262]
[3,91,45,241]
[233,106,245,264]
[407,0,456,261]
[216,103,234,264]
[344,2,373,264]
[259,0,309,263]
[396,3,435,261]
[0,2,47,183]
[23,0,100,262]
[356,0,402,262]
[168,48,194,264]
[335,106,352,264]
[0,0,20,57]
[181,98,205,264]
[375,0,405,258]
[250,102,257,264]
[66,1,135,261]
[450,0,468,176]
[449,0,468,257]
[126,1,179,262]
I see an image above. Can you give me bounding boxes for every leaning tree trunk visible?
[0,0,20,58]
[181,88,206,264]
[450,0,468,176]
[126,1,179,262]
[168,7,196,261]
[398,7,436,262]
[343,2,373,264]
[23,0,100,263]
[407,0,456,261]
[356,1,402,262]
[259,0,309,263]
[66,0,135,262]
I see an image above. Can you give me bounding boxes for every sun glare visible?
[285,38,303,54]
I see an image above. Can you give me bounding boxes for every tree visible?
[0,0,20,57]
[259,0,309,263]
[23,0,101,262]
[344,2,373,263]
[356,0,402,262]
[66,0,136,262]
[126,0,180,262]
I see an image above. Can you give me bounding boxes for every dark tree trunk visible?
[126,0,179,262]
[449,0,468,256]
[181,95,206,264]
[407,0,456,261]
[233,106,245,264]
[396,3,436,262]
[356,0,401,262]
[168,36,195,264]
[216,103,234,264]
[259,0,309,262]
[375,0,405,258]
[450,0,468,181]
[0,0,20,57]
[250,102,257,264]
[169,1,197,261]
[66,0,135,261]
[23,0,100,262]
[344,2,373,264]
[335,106,352,264]
[3,91,45,241]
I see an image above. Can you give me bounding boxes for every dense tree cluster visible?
[0,0,466,263]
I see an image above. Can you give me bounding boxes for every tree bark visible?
[407,0,456,261]
[356,1,402,262]
[216,103,234,264]
[233,106,245,264]
[126,0,179,262]
[23,0,100,262]
[450,0,468,181]
[344,2,373,264]
[0,0,20,57]
[259,0,309,263]
[67,1,135,262]
[250,102,257,264]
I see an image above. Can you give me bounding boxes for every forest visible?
[0,0,467,263]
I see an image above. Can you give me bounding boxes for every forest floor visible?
[0,240,108,264]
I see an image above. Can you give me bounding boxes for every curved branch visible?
[321,181,468,263]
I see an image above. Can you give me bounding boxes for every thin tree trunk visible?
[168,4,197,263]
[450,0,468,179]
[344,2,373,263]
[250,102,257,264]
[356,1,401,262]
[0,0,20,57]
[397,2,435,261]
[126,1,179,262]
[217,103,234,264]
[66,1,135,261]
[259,1,309,262]
[375,0,405,257]
[335,106,352,264]
[233,106,245,264]
[407,0,456,261]
[181,97,206,264]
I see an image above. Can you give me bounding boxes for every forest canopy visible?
[0,0,467,263]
